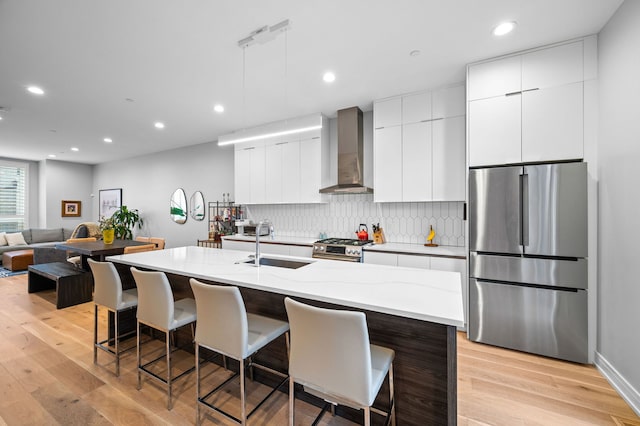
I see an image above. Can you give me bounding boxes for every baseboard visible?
[594,351,640,417]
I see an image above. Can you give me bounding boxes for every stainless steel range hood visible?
[319,106,373,194]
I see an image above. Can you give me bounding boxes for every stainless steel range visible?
[312,238,372,262]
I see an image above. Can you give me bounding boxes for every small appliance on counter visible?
[243,223,271,237]
[355,224,369,241]
[312,238,373,262]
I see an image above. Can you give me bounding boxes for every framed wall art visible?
[61,200,82,217]
[99,188,122,218]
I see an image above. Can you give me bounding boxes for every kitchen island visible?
[108,246,464,425]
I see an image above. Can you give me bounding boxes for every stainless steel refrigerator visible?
[468,162,588,363]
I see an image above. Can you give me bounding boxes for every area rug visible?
[0,267,28,278]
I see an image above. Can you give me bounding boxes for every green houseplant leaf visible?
[110,205,143,239]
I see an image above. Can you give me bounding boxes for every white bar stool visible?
[131,267,197,410]
[189,278,290,426]
[88,258,138,376]
[284,297,396,426]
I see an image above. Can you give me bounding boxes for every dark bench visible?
[28,262,93,309]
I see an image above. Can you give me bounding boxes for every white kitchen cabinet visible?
[521,82,583,163]
[402,121,432,201]
[397,254,430,269]
[402,91,431,124]
[468,55,521,101]
[468,95,522,167]
[222,239,313,258]
[374,97,402,128]
[363,251,398,266]
[433,116,466,201]
[234,145,265,204]
[289,245,313,258]
[234,147,251,204]
[299,136,322,203]
[468,40,586,167]
[521,41,583,90]
[374,82,465,202]
[266,140,301,203]
[373,126,403,202]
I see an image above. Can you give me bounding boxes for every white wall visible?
[597,0,640,412]
[40,159,94,229]
[93,141,234,248]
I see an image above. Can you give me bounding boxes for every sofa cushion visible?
[31,228,64,243]
[63,228,74,240]
[0,232,7,246]
[21,229,32,244]
[6,232,28,246]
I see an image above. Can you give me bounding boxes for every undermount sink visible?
[243,257,311,269]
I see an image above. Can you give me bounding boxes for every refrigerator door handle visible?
[520,172,529,247]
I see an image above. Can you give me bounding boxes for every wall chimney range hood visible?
[319,107,373,194]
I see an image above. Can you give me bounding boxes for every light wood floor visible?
[0,273,638,426]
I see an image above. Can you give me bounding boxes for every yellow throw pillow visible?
[5,232,27,246]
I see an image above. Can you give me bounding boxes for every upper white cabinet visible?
[227,114,329,205]
[468,40,587,167]
[374,82,466,202]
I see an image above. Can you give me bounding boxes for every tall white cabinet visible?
[468,40,586,167]
[373,83,466,202]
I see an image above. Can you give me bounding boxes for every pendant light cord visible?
[242,46,247,129]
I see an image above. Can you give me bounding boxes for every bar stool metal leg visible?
[93,304,98,364]
[166,330,172,410]
[137,320,142,390]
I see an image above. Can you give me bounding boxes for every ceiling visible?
[0,0,623,165]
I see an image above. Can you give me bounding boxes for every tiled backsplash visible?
[245,194,465,246]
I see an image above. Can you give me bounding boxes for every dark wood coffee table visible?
[28,262,93,309]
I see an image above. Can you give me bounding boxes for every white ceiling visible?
[0,0,623,165]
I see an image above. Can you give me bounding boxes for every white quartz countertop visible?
[363,242,466,258]
[108,246,464,327]
[222,235,316,246]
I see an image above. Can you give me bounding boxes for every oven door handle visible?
[312,254,361,262]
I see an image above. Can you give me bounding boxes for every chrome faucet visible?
[254,219,272,267]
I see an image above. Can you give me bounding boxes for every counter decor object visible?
[99,216,115,244]
[355,224,369,240]
[372,223,385,244]
[425,225,438,247]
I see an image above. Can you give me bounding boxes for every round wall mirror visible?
[190,191,205,221]
[170,188,188,224]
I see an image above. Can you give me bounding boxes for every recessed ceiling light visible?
[323,72,336,83]
[154,122,165,129]
[0,116,3,121]
[214,104,225,113]
[71,147,79,152]
[48,154,56,158]
[103,137,113,143]
[409,50,421,57]
[27,86,45,95]
[493,21,516,36]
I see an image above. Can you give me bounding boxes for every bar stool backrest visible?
[285,297,374,407]
[131,267,175,330]
[88,258,123,309]
[190,279,249,359]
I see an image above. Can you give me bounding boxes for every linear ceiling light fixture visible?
[237,19,291,48]
[218,124,322,146]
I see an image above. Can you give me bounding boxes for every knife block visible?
[373,229,385,244]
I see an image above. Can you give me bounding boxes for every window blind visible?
[0,162,27,232]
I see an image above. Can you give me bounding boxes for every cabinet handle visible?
[311,136,320,140]
[505,91,522,97]
[243,147,255,151]
[275,142,288,146]
[431,117,444,122]
[375,126,384,130]
[522,88,540,93]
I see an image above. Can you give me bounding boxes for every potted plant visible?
[99,216,115,244]
[111,205,143,240]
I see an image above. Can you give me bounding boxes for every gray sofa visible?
[0,228,75,255]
